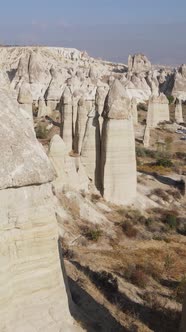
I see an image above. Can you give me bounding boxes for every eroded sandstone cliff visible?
[0,88,81,332]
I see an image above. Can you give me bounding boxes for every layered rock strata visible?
[61,87,73,152]
[175,98,184,124]
[0,89,80,332]
[81,109,101,189]
[146,93,170,128]
[101,80,137,205]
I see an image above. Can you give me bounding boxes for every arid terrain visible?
[0,46,186,332]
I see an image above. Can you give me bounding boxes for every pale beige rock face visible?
[18,82,33,104]
[17,55,29,80]
[172,65,186,100]
[61,87,73,151]
[143,126,151,148]
[103,80,131,120]
[175,99,183,123]
[0,184,78,332]
[0,91,81,331]
[146,93,170,128]
[81,110,101,189]
[0,88,54,189]
[101,118,137,205]
[38,97,47,117]
[131,97,138,125]
[48,135,89,193]
[101,80,137,205]
[74,98,87,154]
[28,51,45,84]
[128,54,152,73]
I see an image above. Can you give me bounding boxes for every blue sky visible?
[0,0,186,64]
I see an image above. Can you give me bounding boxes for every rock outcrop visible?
[0,89,81,332]
[128,54,152,73]
[146,93,170,128]
[81,109,101,189]
[175,98,184,123]
[48,134,89,193]
[74,97,87,154]
[101,80,137,205]
[17,81,33,118]
[61,87,73,152]
[172,65,186,100]
[131,97,138,125]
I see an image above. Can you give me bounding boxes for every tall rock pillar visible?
[101,80,137,205]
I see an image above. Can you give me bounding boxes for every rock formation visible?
[146,93,170,128]
[61,86,73,152]
[81,109,101,189]
[101,80,137,205]
[17,81,33,118]
[74,97,87,154]
[175,98,184,123]
[48,134,89,193]
[128,54,152,73]
[172,65,186,100]
[0,88,80,332]
[131,97,138,125]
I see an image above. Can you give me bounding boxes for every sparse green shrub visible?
[145,218,153,227]
[164,214,177,229]
[167,95,174,105]
[136,146,172,161]
[35,125,48,139]
[136,146,147,158]
[156,158,173,168]
[82,226,102,242]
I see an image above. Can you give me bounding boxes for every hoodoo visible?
[0,89,80,332]
[101,80,137,205]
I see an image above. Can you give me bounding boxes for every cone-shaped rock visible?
[74,97,88,154]
[146,93,170,128]
[17,55,29,80]
[17,81,33,119]
[131,97,138,125]
[101,80,137,205]
[175,98,184,124]
[0,89,81,331]
[81,109,101,189]
[28,51,44,84]
[61,86,73,151]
